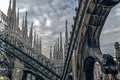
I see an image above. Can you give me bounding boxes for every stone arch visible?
[84,57,96,80]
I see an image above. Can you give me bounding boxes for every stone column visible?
[22,71,27,80]
[114,42,120,72]
[8,70,12,80]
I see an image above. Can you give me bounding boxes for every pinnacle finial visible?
[9,0,11,5]
[9,0,11,9]
[22,16,24,31]
[26,11,27,16]
[39,37,42,54]
[17,8,19,16]
[29,23,33,47]
[53,45,56,60]
[24,11,28,37]
[37,34,39,44]
[66,20,67,26]
[60,32,62,49]
[58,37,59,51]
[34,30,36,48]
[7,0,11,16]
[12,0,16,12]
[65,20,68,44]
[16,8,19,28]
[50,46,52,59]
[65,20,68,31]
[115,42,120,49]
[25,12,28,22]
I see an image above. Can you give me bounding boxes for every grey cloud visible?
[16,0,120,57]
[15,0,77,56]
[100,3,120,55]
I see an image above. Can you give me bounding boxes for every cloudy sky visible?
[0,0,120,57]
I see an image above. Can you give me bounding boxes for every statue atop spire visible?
[12,0,16,13]
[33,30,36,49]
[10,0,16,33]
[50,46,52,59]
[64,20,69,62]
[29,23,33,47]
[53,42,57,60]
[65,20,68,44]
[22,16,25,37]
[39,37,42,54]
[16,8,19,30]
[22,12,28,38]
[53,45,55,60]
[58,37,59,51]
[60,32,63,50]
[52,33,63,63]
[22,16,24,30]
[7,0,11,16]
[60,32,63,61]
[36,34,39,51]
[7,0,12,31]
[24,12,28,37]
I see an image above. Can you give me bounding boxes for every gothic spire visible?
[64,20,69,61]
[53,45,56,60]
[50,46,52,59]
[54,42,57,60]
[60,32,63,61]
[29,23,33,47]
[33,30,36,49]
[22,16,25,33]
[65,20,68,44]
[7,0,11,28]
[58,37,59,51]
[25,12,28,37]
[16,8,19,29]
[60,32,63,50]
[7,0,11,16]
[11,0,16,33]
[12,0,16,13]
[36,34,39,50]
[39,37,42,54]
[23,12,28,38]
